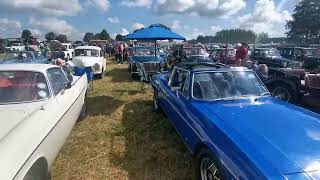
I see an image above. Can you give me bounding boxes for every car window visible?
[0,71,50,103]
[182,73,190,97]
[47,68,69,96]
[170,68,189,91]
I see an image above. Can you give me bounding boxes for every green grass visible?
[51,58,193,180]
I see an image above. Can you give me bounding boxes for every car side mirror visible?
[65,82,72,89]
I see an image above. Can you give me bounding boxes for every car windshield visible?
[262,49,281,57]
[11,43,22,46]
[192,71,268,101]
[74,49,99,57]
[134,47,158,56]
[185,48,206,56]
[304,49,320,57]
[0,71,50,103]
[2,52,34,62]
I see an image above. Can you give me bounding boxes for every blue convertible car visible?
[151,62,320,180]
[127,46,165,81]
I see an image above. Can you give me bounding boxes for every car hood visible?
[72,56,101,66]
[192,98,320,175]
[132,55,163,63]
[0,102,45,142]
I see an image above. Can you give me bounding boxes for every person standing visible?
[118,43,124,64]
[114,44,119,62]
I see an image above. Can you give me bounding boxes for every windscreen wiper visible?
[254,92,271,102]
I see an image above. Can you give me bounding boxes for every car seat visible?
[193,81,203,99]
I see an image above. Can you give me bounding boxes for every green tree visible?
[83,32,94,42]
[99,29,110,40]
[256,32,269,43]
[21,29,32,43]
[56,34,68,43]
[115,34,123,41]
[45,32,57,41]
[286,0,320,43]
[94,33,101,40]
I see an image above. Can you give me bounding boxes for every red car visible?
[209,48,236,65]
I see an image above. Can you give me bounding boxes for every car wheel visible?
[271,84,296,103]
[195,148,225,180]
[78,97,87,122]
[131,69,138,79]
[153,90,162,113]
[128,64,131,72]
[98,68,104,79]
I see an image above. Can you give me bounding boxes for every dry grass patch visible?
[52,58,193,180]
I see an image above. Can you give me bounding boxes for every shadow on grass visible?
[109,100,193,180]
[86,95,124,116]
[108,66,133,83]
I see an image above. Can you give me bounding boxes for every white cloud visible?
[132,23,145,30]
[154,0,246,17]
[121,0,152,8]
[107,16,120,23]
[238,0,292,37]
[88,0,110,11]
[0,18,22,37]
[120,28,129,36]
[30,28,42,37]
[29,17,82,40]
[0,0,82,16]
[171,20,181,30]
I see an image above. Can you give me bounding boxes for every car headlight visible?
[93,63,100,70]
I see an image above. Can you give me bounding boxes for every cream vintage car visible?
[0,63,88,180]
[72,46,107,79]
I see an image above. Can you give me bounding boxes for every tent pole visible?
[154,40,157,61]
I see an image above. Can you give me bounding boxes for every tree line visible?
[189,29,269,44]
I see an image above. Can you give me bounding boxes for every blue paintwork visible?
[151,67,320,179]
[0,51,48,64]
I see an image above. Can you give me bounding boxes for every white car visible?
[0,64,88,180]
[10,43,25,51]
[62,43,74,60]
[72,46,106,79]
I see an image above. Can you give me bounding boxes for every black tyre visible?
[153,90,162,113]
[128,64,131,72]
[271,83,296,103]
[98,68,104,79]
[195,148,225,180]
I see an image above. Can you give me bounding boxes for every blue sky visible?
[0,0,299,40]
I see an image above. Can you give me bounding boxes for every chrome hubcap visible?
[200,157,221,180]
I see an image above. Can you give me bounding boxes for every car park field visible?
[51,58,193,180]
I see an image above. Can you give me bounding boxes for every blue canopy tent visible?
[124,24,186,85]
[124,24,186,60]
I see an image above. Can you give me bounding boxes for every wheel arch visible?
[23,156,49,180]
